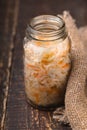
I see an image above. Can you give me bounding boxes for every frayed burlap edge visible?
[53,11,87,130]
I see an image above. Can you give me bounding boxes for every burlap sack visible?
[53,11,87,130]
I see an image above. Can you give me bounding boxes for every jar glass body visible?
[23,15,71,109]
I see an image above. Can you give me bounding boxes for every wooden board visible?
[0,0,16,128]
[0,0,87,129]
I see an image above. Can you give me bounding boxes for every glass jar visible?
[23,15,71,110]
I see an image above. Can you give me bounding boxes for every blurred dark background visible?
[0,0,87,129]
[1,0,87,30]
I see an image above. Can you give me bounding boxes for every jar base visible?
[26,98,64,111]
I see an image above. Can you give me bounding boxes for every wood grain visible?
[0,0,16,129]
[0,0,87,130]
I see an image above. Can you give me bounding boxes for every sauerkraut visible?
[24,37,71,108]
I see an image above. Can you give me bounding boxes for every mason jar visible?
[23,15,71,110]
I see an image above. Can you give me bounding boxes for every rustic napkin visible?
[53,11,87,130]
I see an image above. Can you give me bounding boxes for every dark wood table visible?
[0,0,87,129]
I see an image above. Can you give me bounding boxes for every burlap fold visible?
[53,11,87,130]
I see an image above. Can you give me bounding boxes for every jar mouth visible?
[27,15,67,41]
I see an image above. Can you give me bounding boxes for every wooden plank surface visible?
[0,0,17,129]
[0,0,87,130]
